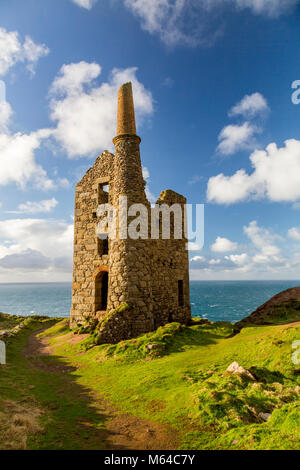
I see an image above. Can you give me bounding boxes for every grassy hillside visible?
[53,320,300,450]
[236,286,300,328]
[0,314,299,450]
[0,312,27,330]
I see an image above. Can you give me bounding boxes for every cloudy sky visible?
[1,0,300,282]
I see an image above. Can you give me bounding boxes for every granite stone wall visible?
[70,82,191,341]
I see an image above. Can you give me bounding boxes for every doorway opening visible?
[95,271,109,312]
[178,280,184,307]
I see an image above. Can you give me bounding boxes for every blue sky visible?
[1,0,300,281]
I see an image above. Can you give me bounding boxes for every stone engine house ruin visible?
[70,82,191,343]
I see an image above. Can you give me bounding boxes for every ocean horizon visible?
[0,280,299,323]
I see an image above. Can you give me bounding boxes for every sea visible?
[0,280,299,324]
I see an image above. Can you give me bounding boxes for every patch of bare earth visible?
[106,413,176,450]
[23,329,179,450]
[23,328,76,373]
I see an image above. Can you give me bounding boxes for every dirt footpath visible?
[24,329,179,450]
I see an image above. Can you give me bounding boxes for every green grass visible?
[0,318,115,450]
[264,300,300,324]
[237,299,300,328]
[1,315,299,449]
[0,312,26,330]
[44,318,300,450]
[81,320,234,359]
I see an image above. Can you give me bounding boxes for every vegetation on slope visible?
[0,317,60,449]
[80,318,234,359]
[0,308,299,450]
[0,317,177,450]
[0,312,27,331]
[237,299,300,327]
[237,286,300,328]
[43,317,300,450]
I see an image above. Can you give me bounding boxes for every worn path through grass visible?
[42,319,300,450]
[1,315,299,450]
[0,319,179,450]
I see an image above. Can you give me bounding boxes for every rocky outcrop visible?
[226,361,255,380]
[236,286,300,327]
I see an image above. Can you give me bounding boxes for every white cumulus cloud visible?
[244,220,281,258]
[123,0,298,46]
[288,227,300,242]
[0,27,49,77]
[211,236,238,252]
[229,92,269,119]
[0,128,57,189]
[9,198,59,215]
[51,61,101,95]
[207,169,253,204]
[0,94,70,190]
[217,122,259,155]
[70,1,299,46]
[142,166,156,202]
[49,61,154,158]
[190,220,294,280]
[208,139,300,204]
[0,217,72,280]
[0,218,73,272]
[191,255,206,262]
[225,253,249,265]
[0,101,13,132]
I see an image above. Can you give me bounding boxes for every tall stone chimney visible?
[109,82,153,336]
[116,82,137,136]
[112,82,146,205]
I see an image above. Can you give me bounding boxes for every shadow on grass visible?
[0,323,129,450]
[248,366,286,384]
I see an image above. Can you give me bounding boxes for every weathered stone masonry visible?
[70,82,191,342]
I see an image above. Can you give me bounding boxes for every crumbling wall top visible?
[76,150,114,188]
[157,189,186,205]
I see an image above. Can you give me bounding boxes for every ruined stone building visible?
[70,82,191,343]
